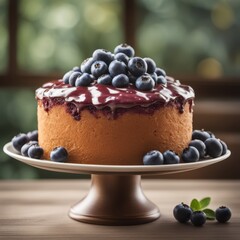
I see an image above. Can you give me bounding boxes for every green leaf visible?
[203,208,216,220]
[200,197,211,209]
[190,199,201,211]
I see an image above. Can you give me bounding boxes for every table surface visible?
[0,179,239,240]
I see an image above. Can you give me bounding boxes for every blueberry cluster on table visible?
[11,131,68,162]
[62,43,167,91]
[174,201,231,227]
[143,129,228,165]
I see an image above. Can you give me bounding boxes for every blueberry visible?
[135,73,155,91]
[112,74,129,88]
[80,57,95,73]
[173,203,192,223]
[27,130,38,142]
[114,53,129,65]
[128,72,137,84]
[155,67,166,77]
[114,43,135,58]
[191,211,206,227]
[143,150,164,165]
[69,72,82,86]
[181,146,200,163]
[92,49,113,64]
[189,140,206,158]
[97,74,112,85]
[21,141,38,157]
[50,147,68,162]
[109,60,127,77]
[72,66,81,72]
[28,145,44,159]
[205,138,223,158]
[215,206,231,223]
[220,140,228,155]
[151,72,157,82]
[192,130,211,142]
[12,133,29,152]
[207,131,215,138]
[128,57,147,77]
[91,61,108,78]
[156,76,167,84]
[62,70,73,84]
[163,150,180,164]
[144,57,156,74]
[75,73,94,87]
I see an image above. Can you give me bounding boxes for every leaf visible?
[200,197,211,209]
[190,199,201,211]
[203,208,216,220]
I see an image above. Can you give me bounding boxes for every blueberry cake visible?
[36,44,195,165]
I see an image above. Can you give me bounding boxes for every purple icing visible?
[36,77,195,120]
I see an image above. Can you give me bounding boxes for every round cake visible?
[36,44,195,165]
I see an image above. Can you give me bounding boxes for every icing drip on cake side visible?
[36,77,195,120]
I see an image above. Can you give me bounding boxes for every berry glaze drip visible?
[36,77,194,120]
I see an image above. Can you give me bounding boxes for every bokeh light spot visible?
[197,58,223,78]
[211,2,234,30]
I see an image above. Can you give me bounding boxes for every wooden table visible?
[0,180,239,240]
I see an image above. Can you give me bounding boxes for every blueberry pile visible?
[12,131,43,159]
[182,129,228,163]
[11,131,68,162]
[143,129,228,165]
[173,202,231,227]
[62,43,167,91]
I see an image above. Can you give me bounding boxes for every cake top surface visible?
[36,43,194,111]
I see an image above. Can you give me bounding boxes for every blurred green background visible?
[0,0,239,179]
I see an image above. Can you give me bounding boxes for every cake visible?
[36,44,195,165]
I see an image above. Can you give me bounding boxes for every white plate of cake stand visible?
[4,142,230,226]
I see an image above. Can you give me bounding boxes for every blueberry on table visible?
[62,70,73,84]
[21,141,38,157]
[12,133,29,152]
[155,67,166,77]
[112,74,129,88]
[135,74,155,91]
[173,203,192,223]
[97,74,112,85]
[156,76,167,84]
[27,130,38,142]
[189,140,206,159]
[69,72,82,86]
[205,138,223,158]
[109,60,127,77]
[215,206,231,223]
[50,147,68,162]
[75,73,94,87]
[114,53,129,65]
[91,61,108,78]
[143,150,164,165]
[163,150,180,164]
[92,49,113,64]
[144,57,156,74]
[182,146,200,163]
[28,145,44,159]
[192,129,211,142]
[128,57,147,77]
[114,43,135,58]
[191,211,206,227]
[80,57,95,74]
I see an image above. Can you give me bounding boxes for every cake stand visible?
[3,142,230,225]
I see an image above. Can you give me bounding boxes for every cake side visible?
[38,100,192,165]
